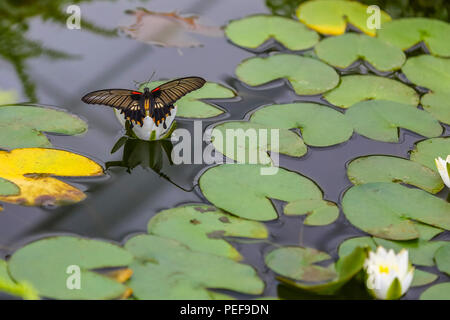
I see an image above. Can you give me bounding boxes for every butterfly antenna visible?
[148,71,156,83]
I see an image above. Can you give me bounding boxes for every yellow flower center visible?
[379,265,390,274]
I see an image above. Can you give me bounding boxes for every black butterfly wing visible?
[150,77,206,127]
[81,89,145,125]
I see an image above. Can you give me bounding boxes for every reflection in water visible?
[265,0,449,21]
[106,134,194,192]
[0,0,118,102]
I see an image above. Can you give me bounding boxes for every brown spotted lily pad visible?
[0,148,103,206]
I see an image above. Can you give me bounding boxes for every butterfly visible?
[81,77,206,129]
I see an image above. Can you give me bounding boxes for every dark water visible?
[0,0,449,299]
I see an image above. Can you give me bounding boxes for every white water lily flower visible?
[114,106,177,140]
[364,246,414,300]
[435,155,450,188]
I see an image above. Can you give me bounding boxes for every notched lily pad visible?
[8,236,133,300]
[265,246,336,282]
[199,164,325,221]
[296,0,391,36]
[279,247,367,295]
[378,18,450,57]
[235,54,339,95]
[420,283,450,300]
[421,92,450,125]
[284,199,339,226]
[315,33,405,71]
[0,148,103,206]
[323,75,419,108]
[435,244,450,276]
[210,121,307,164]
[0,105,87,149]
[147,204,268,260]
[125,235,264,299]
[225,14,319,51]
[410,137,450,172]
[347,155,444,193]
[140,81,235,118]
[342,182,450,241]
[402,55,450,93]
[345,100,442,142]
[249,103,353,147]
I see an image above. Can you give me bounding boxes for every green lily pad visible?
[199,164,325,221]
[235,54,339,95]
[265,247,336,282]
[378,18,450,57]
[125,235,264,299]
[420,282,450,300]
[210,121,307,164]
[421,92,450,125]
[8,236,133,300]
[347,155,444,194]
[342,182,450,241]
[0,177,19,196]
[225,14,319,51]
[296,0,391,36]
[279,247,367,295]
[435,244,450,276]
[140,81,236,119]
[345,100,442,142]
[402,55,450,93]
[315,33,405,71]
[147,204,268,260]
[323,75,419,108]
[284,199,339,226]
[411,269,438,287]
[410,137,450,172]
[339,236,446,267]
[249,103,353,147]
[0,105,87,149]
[0,260,39,300]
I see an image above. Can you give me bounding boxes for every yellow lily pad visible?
[0,148,103,206]
[296,0,391,36]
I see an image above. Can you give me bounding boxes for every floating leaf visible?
[345,100,442,142]
[279,247,367,295]
[347,155,444,193]
[402,55,450,93]
[0,105,87,149]
[338,237,447,266]
[0,178,19,196]
[296,0,391,36]
[0,260,39,300]
[420,282,450,300]
[147,204,268,260]
[125,235,264,299]
[235,54,339,95]
[410,137,450,172]
[120,9,223,48]
[249,103,353,147]
[140,81,235,118]
[323,75,419,108]
[435,244,450,276]
[378,18,450,57]
[8,237,133,299]
[315,33,405,71]
[0,148,103,206]
[210,121,307,164]
[265,247,336,282]
[342,182,450,240]
[411,269,437,287]
[225,14,319,51]
[284,199,339,226]
[199,164,325,221]
[421,92,450,125]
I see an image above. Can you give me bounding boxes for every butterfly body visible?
[81,77,205,129]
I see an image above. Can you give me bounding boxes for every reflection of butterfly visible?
[81,77,206,128]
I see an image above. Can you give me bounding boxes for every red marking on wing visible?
[151,87,161,92]
[132,91,142,95]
